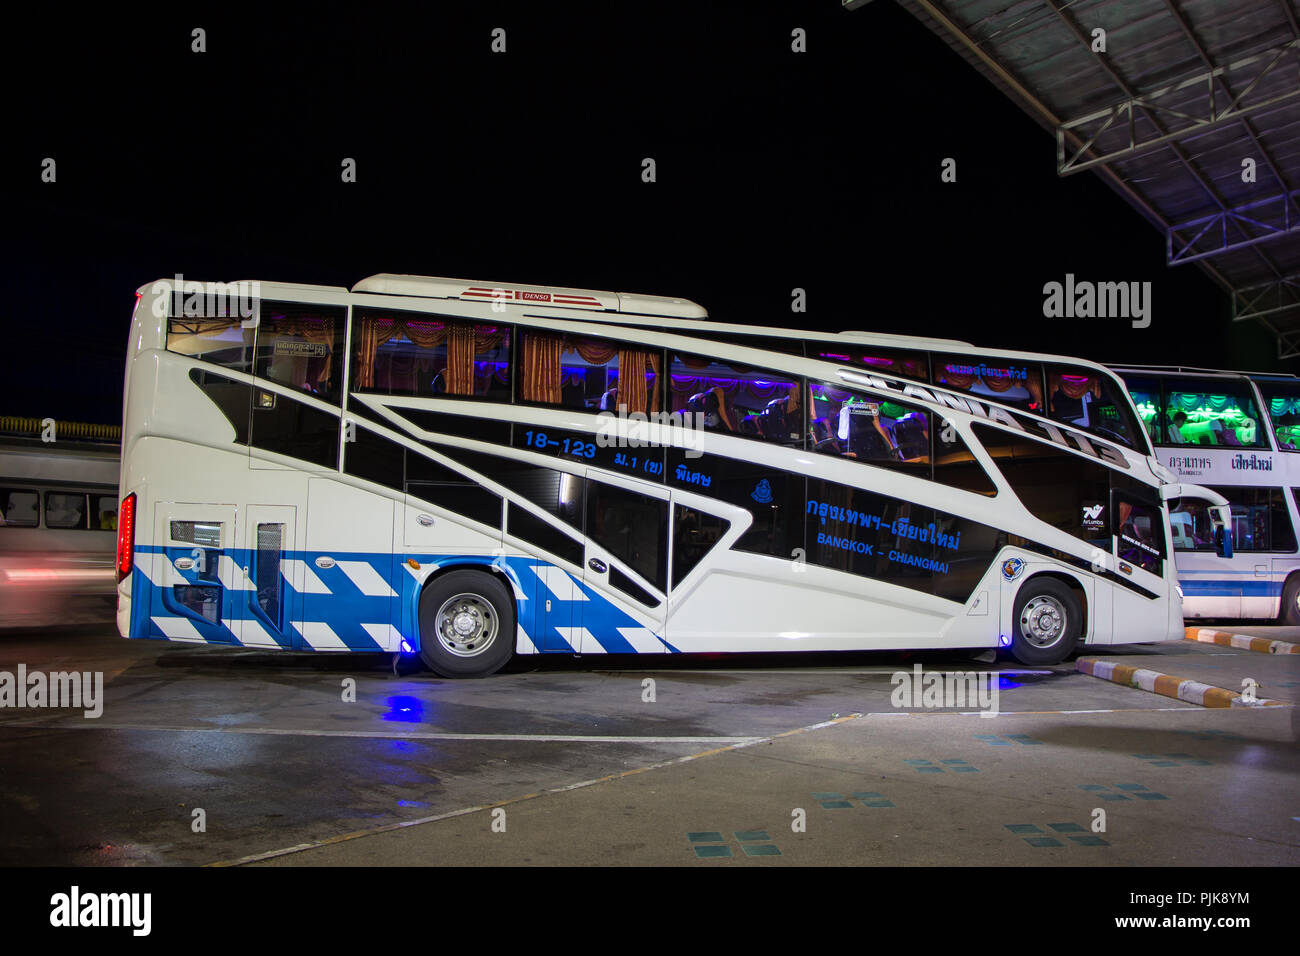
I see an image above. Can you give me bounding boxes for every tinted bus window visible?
[0,489,39,527]
[518,332,660,414]
[44,492,87,530]
[166,316,255,371]
[253,302,347,402]
[1168,499,1215,552]
[353,309,511,403]
[1160,377,1265,448]
[1170,488,1294,553]
[1255,380,1300,451]
[974,425,1111,548]
[1045,365,1143,451]
[808,382,930,477]
[672,505,730,588]
[1121,374,1162,444]
[807,343,927,382]
[667,449,802,560]
[669,352,802,446]
[586,480,668,591]
[1114,493,1164,575]
[932,355,1044,413]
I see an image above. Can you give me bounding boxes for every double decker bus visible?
[115,274,1228,675]
[1115,366,1300,623]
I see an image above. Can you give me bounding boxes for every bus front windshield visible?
[1044,365,1145,452]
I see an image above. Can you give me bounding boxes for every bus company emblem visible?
[1081,502,1105,532]
[751,479,773,504]
[1001,557,1025,581]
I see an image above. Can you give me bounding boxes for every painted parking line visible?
[0,721,768,745]
[1184,627,1300,655]
[1076,658,1286,708]
[205,713,859,866]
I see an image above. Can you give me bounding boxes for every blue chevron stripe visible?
[129,547,673,655]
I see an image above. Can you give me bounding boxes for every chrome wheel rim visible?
[435,593,498,658]
[1020,595,1067,648]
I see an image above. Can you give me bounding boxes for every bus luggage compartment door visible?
[150,503,239,644]
[238,505,299,649]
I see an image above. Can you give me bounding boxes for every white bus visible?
[1115,366,1300,623]
[116,274,1229,675]
[0,424,120,625]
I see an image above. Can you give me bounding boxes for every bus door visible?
[237,505,299,649]
[578,472,670,654]
[150,503,239,644]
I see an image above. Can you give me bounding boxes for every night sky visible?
[3,3,1283,425]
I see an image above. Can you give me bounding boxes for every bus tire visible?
[1010,578,1081,665]
[417,570,515,678]
[1280,576,1300,626]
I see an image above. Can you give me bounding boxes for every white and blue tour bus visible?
[115,274,1229,675]
[1115,366,1300,623]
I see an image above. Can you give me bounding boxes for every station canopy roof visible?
[893,0,1300,356]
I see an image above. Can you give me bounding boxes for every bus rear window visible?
[166,317,254,370]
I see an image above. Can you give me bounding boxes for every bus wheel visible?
[417,570,515,678]
[1010,578,1081,666]
[1280,576,1300,626]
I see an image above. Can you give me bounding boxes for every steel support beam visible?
[1233,273,1300,323]
[1168,188,1300,264]
[1056,39,1300,175]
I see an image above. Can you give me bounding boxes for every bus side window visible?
[1113,494,1164,574]
[0,488,40,528]
[255,303,347,402]
[808,383,930,466]
[585,480,668,592]
[671,505,730,589]
[44,492,88,530]
[93,495,119,531]
[670,352,801,445]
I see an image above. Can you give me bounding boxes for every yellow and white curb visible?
[1184,626,1299,655]
[1076,658,1285,708]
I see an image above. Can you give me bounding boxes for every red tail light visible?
[116,493,136,582]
